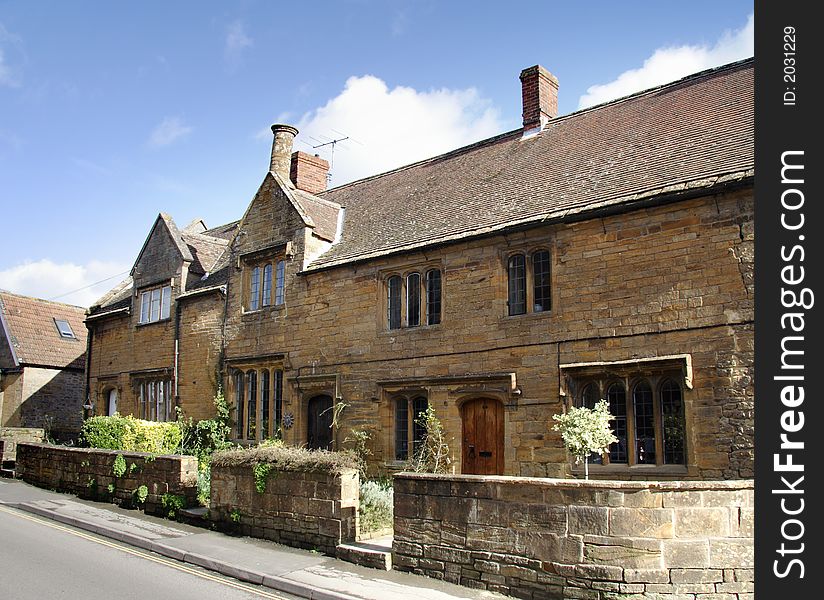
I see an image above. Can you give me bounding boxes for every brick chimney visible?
[269,124,299,180]
[290,151,330,195]
[519,65,559,132]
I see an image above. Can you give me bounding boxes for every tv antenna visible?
[310,136,349,185]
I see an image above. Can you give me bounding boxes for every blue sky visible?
[0,1,753,307]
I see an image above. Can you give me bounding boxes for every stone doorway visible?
[307,394,333,450]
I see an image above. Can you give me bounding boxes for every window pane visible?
[235,372,244,438]
[633,380,656,464]
[607,383,628,463]
[387,275,402,329]
[261,370,270,439]
[55,319,75,338]
[275,260,285,305]
[426,269,441,325]
[250,267,261,310]
[412,397,428,459]
[140,292,150,323]
[661,379,686,464]
[150,288,161,322]
[160,286,171,320]
[247,371,257,440]
[149,381,156,421]
[395,397,409,460]
[507,255,526,315]
[532,250,551,312]
[580,383,599,409]
[407,273,421,327]
[262,264,273,307]
[274,369,283,436]
[139,384,146,419]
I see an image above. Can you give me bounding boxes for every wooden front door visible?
[307,395,334,450]
[461,398,504,475]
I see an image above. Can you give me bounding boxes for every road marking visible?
[0,505,289,599]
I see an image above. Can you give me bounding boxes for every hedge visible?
[211,444,359,474]
[81,415,182,455]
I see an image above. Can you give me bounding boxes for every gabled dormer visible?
[130,213,229,325]
[228,125,342,315]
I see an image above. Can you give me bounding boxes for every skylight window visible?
[54,318,75,339]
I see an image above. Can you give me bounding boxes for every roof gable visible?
[131,213,193,288]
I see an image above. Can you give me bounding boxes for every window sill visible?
[136,318,172,327]
[503,309,552,320]
[380,323,441,336]
[241,305,285,319]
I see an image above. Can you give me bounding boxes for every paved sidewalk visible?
[0,479,510,600]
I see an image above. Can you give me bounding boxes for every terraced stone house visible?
[86,58,754,480]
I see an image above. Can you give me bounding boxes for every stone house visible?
[0,291,87,438]
[87,58,754,480]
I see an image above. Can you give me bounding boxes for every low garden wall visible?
[393,473,753,600]
[16,443,198,516]
[210,462,359,555]
[0,427,45,463]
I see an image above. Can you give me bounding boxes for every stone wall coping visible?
[17,442,196,461]
[394,472,753,492]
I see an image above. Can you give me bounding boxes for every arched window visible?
[234,371,244,438]
[532,250,551,312]
[660,378,686,464]
[407,272,421,327]
[633,380,655,464]
[249,267,261,310]
[425,269,442,325]
[507,254,526,315]
[579,382,599,408]
[246,370,257,440]
[394,395,428,461]
[387,275,402,329]
[607,382,628,463]
[262,264,273,306]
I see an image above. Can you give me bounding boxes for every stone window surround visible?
[503,245,553,317]
[560,355,693,473]
[381,263,443,331]
[137,282,172,325]
[228,360,286,443]
[238,242,291,314]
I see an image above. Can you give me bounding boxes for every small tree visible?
[411,405,452,474]
[552,400,618,479]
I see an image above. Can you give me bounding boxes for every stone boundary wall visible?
[16,443,198,516]
[0,427,45,463]
[209,464,359,555]
[393,473,753,600]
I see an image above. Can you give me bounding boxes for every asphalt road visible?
[0,504,298,600]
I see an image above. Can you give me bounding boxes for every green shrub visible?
[196,465,211,507]
[161,493,187,518]
[359,479,393,534]
[411,405,452,474]
[81,415,182,455]
[211,444,360,475]
[177,389,233,464]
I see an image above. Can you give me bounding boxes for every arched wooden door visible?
[461,398,504,475]
[307,394,333,450]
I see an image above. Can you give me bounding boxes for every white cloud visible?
[148,117,193,147]
[0,23,22,88]
[295,75,504,186]
[578,14,754,109]
[0,259,131,308]
[225,20,252,68]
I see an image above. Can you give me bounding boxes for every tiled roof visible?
[181,231,230,275]
[309,59,754,270]
[0,291,87,370]
[292,189,341,242]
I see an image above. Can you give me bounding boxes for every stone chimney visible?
[290,151,330,195]
[269,124,299,180]
[519,65,559,133]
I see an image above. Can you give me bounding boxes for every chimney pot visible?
[270,124,299,180]
[519,65,559,132]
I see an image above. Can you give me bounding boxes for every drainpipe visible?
[83,325,94,419]
[174,298,182,405]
